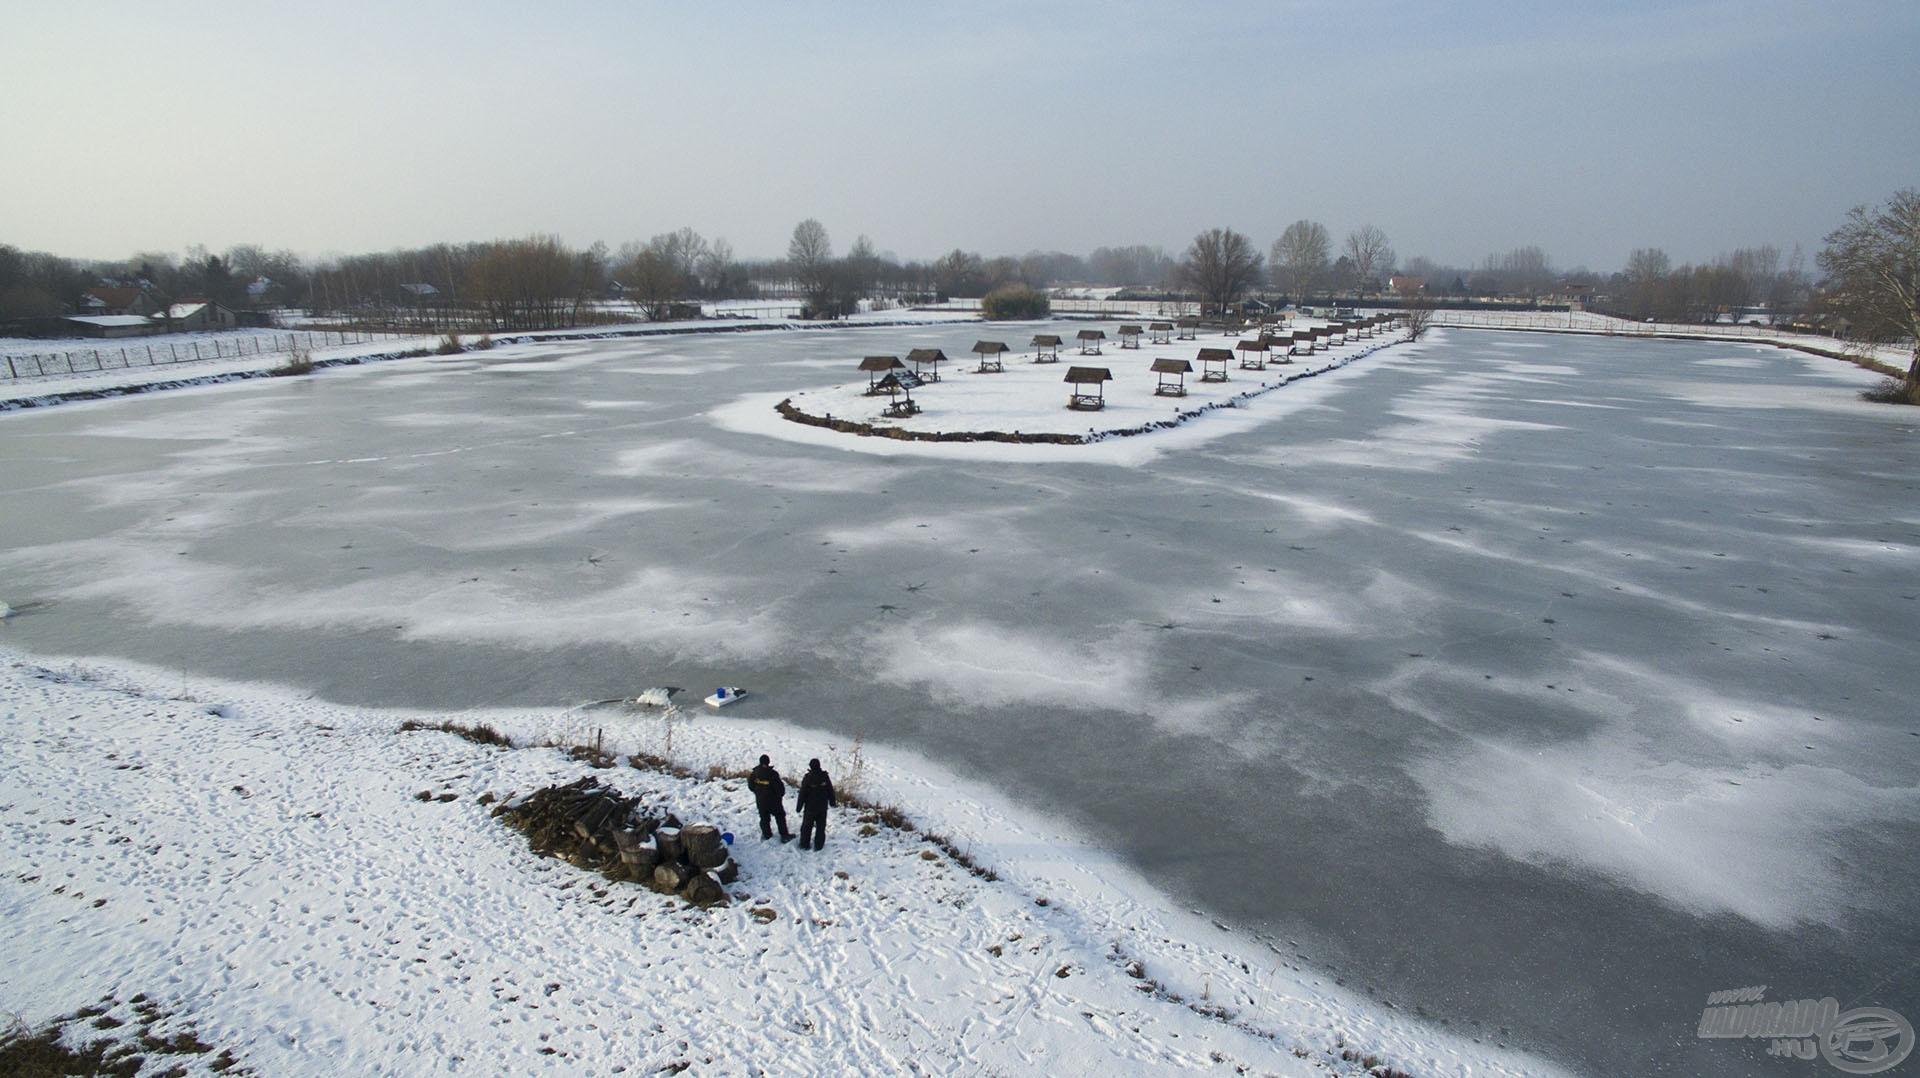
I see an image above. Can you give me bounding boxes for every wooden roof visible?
[1149,321,1174,330]
[972,340,1010,354]
[1031,334,1063,346]
[1064,366,1112,384]
[874,372,910,391]
[1151,358,1193,374]
[859,355,904,372]
[1176,316,1199,327]
[1196,347,1235,361]
[1236,339,1268,350]
[905,348,948,363]
[1118,324,1143,335]
[1076,329,1106,340]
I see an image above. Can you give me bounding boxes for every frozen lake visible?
[2,323,1915,1075]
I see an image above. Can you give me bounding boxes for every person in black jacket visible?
[749,754,792,842]
[795,758,836,851]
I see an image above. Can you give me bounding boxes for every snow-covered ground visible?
[0,645,1554,1076]
[0,308,980,408]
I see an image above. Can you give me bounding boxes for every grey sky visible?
[4,0,1915,273]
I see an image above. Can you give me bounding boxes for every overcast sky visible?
[4,0,1916,274]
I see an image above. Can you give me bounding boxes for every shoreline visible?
[0,642,1561,1075]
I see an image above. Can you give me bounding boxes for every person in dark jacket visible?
[795,758,836,851]
[749,754,792,842]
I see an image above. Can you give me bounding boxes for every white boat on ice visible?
[704,686,747,708]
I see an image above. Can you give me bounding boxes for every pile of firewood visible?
[494,776,737,905]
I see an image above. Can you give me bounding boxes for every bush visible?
[436,333,464,355]
[269,349,314,377]
[1862,377,1920,405]
[980,284,1051,321]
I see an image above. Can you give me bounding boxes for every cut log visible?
[654,826,682,864]
[681,870,727,906]
[652,860,693,893]
[715,857,739,884]
[682,824,727,868]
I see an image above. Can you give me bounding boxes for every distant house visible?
[164,300,237,332]
[1388,275,1426,295]
[81,287,158,318]
[66,314,158,339]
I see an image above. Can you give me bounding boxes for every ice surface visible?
[1,320,1913,1076]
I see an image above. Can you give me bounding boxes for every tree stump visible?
[682,824,727,868]
[715,858,739,885]
[652,861,693,893]
[654,827,682,864]
[681,870,727,906]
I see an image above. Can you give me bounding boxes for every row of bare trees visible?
[1180,222,1402,316]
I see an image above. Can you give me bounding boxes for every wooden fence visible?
[2,329,405,380]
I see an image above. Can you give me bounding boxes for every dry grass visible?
[0,997,245,1076]
[397,718,513,747]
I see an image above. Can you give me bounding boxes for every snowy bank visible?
[0,646,1558,1076]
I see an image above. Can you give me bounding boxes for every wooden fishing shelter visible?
[1064,366,1112,410]
[1031,334,1063,363]
[1151,357,1192,397]
[1149,321,1174,345]
[874,372,920,417]
[905,347,947,382]
[1075,328,1106,355]
[972,340,1010,373]
[1235,338,1269,369]
[1118,325,1143,349]
[1196,347,1233,383]
[859,355,905,395]
[1175,316,1199,340]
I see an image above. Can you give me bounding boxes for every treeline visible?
[0,220,1822,334]
[0,227,1182,333]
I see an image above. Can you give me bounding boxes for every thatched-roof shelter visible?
[1064,366,1112,410]
[1151,357,1192,397]
[1235,338,1269,370]
[1118,325,1143,349]
[972,340,1010,373]
[1149,321,1174,345]
[1075,328,1106,355]
[905,347,947,382]
[874,372,920,417]
[1175,316,1199,340]
[1031,334,1063,363]
[860,355,905,394]
[1196,347,1233,383]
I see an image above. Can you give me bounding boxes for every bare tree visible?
[787,219,833,314]
[1181,227,1264,316]
[1271,220,1331,301]
[1343,225,1394,298]
[1819,188,1920,394]
[1398,278,1434,341]
[932,248,985,298]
